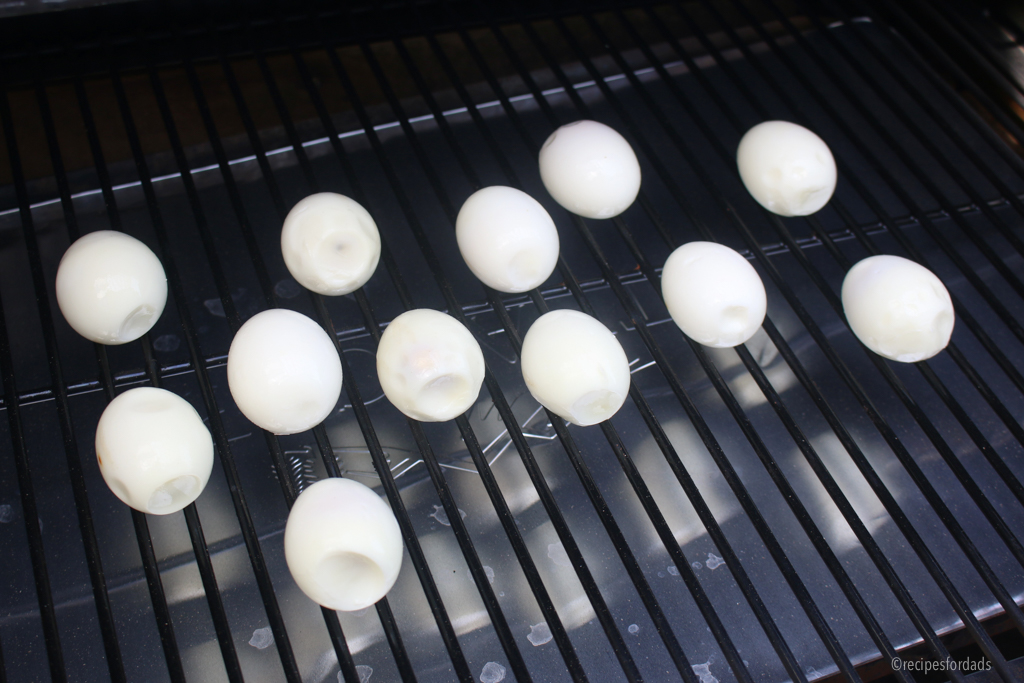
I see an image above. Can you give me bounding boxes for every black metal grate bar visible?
[524,0,1021,675]
[339,3,733,679]
[2,83,128,683]
[646,0,1024,662]
[43,59,190,681]
[211,11,478,679]
[613,9,997,667]
[448,11,842,682]
[924,0,1024,107]
[0,90,69,683]
[671,0,1024,663]
[733,0,1024,623]
[99,25,308,682]
[62,40,248,681]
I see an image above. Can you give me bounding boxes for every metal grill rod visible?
[368,12,742,679]
[514,9,892,681]
[734,0,1024,366]
[636,0,1022,670]
[133,13,380,681]
[730,0,1024,614]
[60,41,252,681]
[226,18,475,683]
[528,0,1015,675]
[96,24,311,682]
[616,5,969,672]
[823,1,1024,253]
[340,33,593,682]
[779,0,1024,463]
[573,12,935,679]
[513,8,881,679]
[798,2,1024,269]
[861,1,1024,184]
[376,2,856,679]
[664,0,1024,463]
[271,12,535,676]
[468,12,823,680]
[2,78,130,683]
[924,0,1024,109]
[200,7,478,679]
[38,61,188,683]
[860,0,1024,182]
[0,91,69,683]
[305,3,720,679]
[352,3,745,679]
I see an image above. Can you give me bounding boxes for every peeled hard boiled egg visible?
[661,241,767,348]
[55,230,167,345]
[227,308,343,435]
[376,309,485,422]
[521,309,630,426]
[736,120,837,217]
[539,120,641,219]
[281,193,381,296]
[456,186,560,293]
[95,387,214,515]
[285,477,403,612]
[841,254,954,363]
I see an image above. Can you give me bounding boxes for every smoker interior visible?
[1,1,1024,681]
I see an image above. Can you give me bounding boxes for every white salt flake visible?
[527,622,552,646]
[706,552,725,570]
[480,661,506,683]
[667,565,679,576]
[248,626,274,650]
[357,665,373,683]
[693,662,718,683]
[430,504,466,527]
[547,542,572,567]
[691,561,702,570]
[628,624,639,634]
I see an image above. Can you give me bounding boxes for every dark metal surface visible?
[0,1,1023,681]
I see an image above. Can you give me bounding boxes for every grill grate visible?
[1,1,1023,681]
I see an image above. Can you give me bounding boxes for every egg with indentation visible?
[376,309,485,422]
[521,309,630,426]
[56,230,167,345]
[539,120,641,219]
[281,193,381,296]
[456,186,560,293]
[227,309,343,435]
[842,254,954,362]
[95,387,213,515]
[737,120,837,217]
[285,477,403,611]
[661,241,767,348]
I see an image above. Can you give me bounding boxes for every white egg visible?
[520,309,630,426]
[661,241,767,348]
[736,120,837,217]
[227,309,343,435]
[55,230,167,345]
[456,186,560,293]
[95,387,214,515]
[539,120,642,219]
[284,477,403,612]
[841,254,954,362]
[376,309,485,422]
[281,193,381,296]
